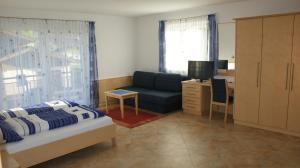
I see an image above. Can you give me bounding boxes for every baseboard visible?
[234,120,300,138]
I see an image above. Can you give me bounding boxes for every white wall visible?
[0,8,136,79]
[135,0,300,72]
[1,0,300,78]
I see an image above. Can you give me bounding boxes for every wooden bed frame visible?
[0,124,116,168]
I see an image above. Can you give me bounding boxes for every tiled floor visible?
[34,111,300,168]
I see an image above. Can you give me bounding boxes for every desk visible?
[182,80,211,115]
[182,79,234,116]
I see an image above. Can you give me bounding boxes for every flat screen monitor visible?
[218,60,228,70]
[188,61,214,81]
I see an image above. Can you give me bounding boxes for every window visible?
[164,16,209,75]
[0,18,90,109]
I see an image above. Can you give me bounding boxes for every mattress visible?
[4,116,113,154]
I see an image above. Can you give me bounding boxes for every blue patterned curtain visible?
[208,14,219,73]
[0,18,90,109]
[88,22,99,108]
[159,21,166,72]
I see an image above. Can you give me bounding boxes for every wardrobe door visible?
[235,18,262,123]
[288,14,300,133]
[259,15,294,129]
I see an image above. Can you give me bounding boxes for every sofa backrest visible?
[154,73,182,92]
[132,71,189,92]
[133,71,156,89]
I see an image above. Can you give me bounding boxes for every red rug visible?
[105,106,165,128]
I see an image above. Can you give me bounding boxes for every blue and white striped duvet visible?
[0,100,105,142]
[0,100,78,119]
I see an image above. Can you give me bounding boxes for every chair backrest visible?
[211,79,228,103]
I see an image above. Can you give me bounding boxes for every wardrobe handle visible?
[291,63,295,91]
[285,63,290,90]
[256,62,260,88]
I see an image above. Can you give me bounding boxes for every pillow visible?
[133,71,156,89]
[62,99,80,107]
[0,107,29,119]
[44,100,79,109]
[24,105,54,115]
[1,103,55,119]
[0,100,80,120]
[0,120,23,143]
[154,73,182,92]
[44,100,70,110]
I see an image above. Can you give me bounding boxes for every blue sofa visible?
[120,71,189,113]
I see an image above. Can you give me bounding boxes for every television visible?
[188,61,215,82]
[218,60,228,70]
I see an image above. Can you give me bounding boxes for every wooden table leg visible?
[120,98,124,119]
[105,95,109,114]
[135,95,138,115]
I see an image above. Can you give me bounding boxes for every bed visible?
[0,101,116,168]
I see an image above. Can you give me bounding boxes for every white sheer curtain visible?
[0,18,90,109]
[165,16,208,75]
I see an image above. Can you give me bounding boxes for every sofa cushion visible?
[124,87,154,102]
[120,86,181,105]
[133,71,156,89]
[154,73,182,92]
[149,90,181,105]
[124,99,181,113]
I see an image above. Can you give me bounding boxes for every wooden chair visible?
[209,79,233,123]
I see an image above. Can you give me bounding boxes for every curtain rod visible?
[0,16,93,22]
[161,13,216,22]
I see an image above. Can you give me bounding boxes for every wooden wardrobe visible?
[234,12,300,137]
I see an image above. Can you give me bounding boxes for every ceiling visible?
[0,0,249,17]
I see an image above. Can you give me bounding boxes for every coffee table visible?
[104,89,138,119]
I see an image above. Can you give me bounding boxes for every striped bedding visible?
[0,100,105,142]
[0,100,78,119]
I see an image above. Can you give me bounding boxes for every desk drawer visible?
[182,85,201,92]
[183,97,201,105]
[182,91,201,98]
[183,103,201,111]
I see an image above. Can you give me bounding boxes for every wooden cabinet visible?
[235,12,300,137]
[182,81,210,115]
[287,14,300,133]
[259,15,294,129]
[235,18,262,124]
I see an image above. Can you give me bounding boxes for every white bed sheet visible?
[4,116,113,154]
